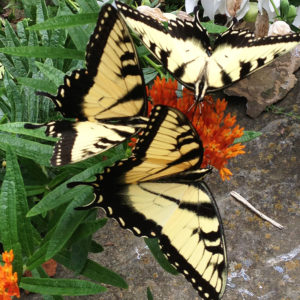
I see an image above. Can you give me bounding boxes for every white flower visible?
[185,0,199,14]
[292,6,300,28]
[226,0,250,19]
[258,0,280,21]
[197,0,249,20]
[200,0,226,20]
[268,20,291,36]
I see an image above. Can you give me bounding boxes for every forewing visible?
[207,29,300,90]
[127,105,203,182]
[116,1,210,89]
[45,4,147,121]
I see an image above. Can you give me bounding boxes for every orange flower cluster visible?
[147,76,245,180]
[0,250,20,299]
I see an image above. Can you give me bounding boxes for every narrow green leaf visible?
[0,46,84,60]
[0,147,23,275]
[26,241,50,271]
[89,240,104,253]
[26,185,47,197]
[144,238,178,275]
[0,122,57,141]
[69,218,108,244]
[19,277,106,296]
[7,149,35,256]
[55,250,128,288]
[0,133,53,166]
[71,236,91,273]
[27,158,116,217]
[68,26,90,52]
[201,21,228,34]
[77,0,100,12]
[26,227,57,271]
[147,287,154,300]
[46,195,90,260]
[28,13,98,30]
[234,130,262,144]
[17,77,57,94]
[35,61,66,87]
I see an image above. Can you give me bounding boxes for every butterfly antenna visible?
[187,100,198,122]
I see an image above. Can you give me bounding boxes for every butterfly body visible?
[116,1,300,102]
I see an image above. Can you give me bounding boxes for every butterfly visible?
[116,1,300,103]
[25,4,147,166]
[69,105,227,300]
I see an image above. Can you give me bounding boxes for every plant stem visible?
[142,55,164,78]
[270,0,280,17]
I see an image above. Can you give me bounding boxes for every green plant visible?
[0,0,130,298]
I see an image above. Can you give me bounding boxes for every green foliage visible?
[0,0,129,298]
[234,131,263,144]
[279,0,298,25]
[147,287,154,300]
[144,238,178,275]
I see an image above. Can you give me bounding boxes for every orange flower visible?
[147,76,245,180]
[128,137,137,148]
[0,250,20,299]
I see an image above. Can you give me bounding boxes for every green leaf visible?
[69,218,108,244]
[35,61,66,87]
[234,130,262,144]
[46,195,91,260]
[147,287,154,300]
[70,236,91,273]
[0,132,53,166]
[143,67,158,84]
[27,154,124,217]
[280,0,290,18]
[26,185,47,197]
[89,240,104,253]
[55,250,128,288]
[28,13,98,30]
[19,277,106,296]
[26,240,50,271]
[17,77,57,94]
[201,21,228,34]
[0,147,24,275]
[0,122,57,141]
[77,0,100,12]
[144,238,178,275]
[0,46,84,60]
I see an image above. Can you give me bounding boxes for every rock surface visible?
[224,45,300,118]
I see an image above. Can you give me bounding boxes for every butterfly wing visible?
[206,29,300,90]
[25,120,139,166]
[68,105,227,298]
[70,170,227,299]
[116,1,210,94]
[48,4,147,121]
[158,177,227,300]
[98,176,226,299]
[26,4,148,166]
[124,105,204,182]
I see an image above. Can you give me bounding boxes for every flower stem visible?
[269,0,280,18]
[143,55,164,78]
